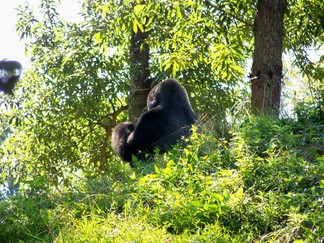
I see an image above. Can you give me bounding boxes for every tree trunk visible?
[251,0,286,116]
[129,28,151,120]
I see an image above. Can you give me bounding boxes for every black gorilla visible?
[112,79,197,164]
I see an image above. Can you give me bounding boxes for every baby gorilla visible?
[112,79,197,165]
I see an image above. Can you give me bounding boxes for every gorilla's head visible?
[147,79,191,110]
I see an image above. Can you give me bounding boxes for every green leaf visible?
[93,32,102,44]
[237,187,244,198]
[211,193,224,202]
[133,19,138,33]
[130,173,136,180]
[320,180,324,189]
[189,200,203,208]
[134,4,145,15]
[223,190,230,201]
[154,165,160,173]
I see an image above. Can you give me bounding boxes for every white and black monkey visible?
[0,60,22,95]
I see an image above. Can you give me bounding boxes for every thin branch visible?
[100,105,128,171]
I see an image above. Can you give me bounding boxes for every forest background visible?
[0,0,323,241]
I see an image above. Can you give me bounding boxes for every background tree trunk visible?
[129,29,151,120]
[251,0,286,116]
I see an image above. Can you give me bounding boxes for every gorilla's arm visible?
[112,110,163,163]
[111,121,135,162]
[127,109,189,154]
[112,108,194,163]
[124,111,161,162]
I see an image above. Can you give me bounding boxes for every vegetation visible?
[0,0,323,242]
[1,112,323,242]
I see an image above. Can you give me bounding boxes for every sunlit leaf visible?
[237,187,244,198]
[134,4,145,16]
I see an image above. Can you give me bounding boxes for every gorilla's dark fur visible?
[112,79,197,164]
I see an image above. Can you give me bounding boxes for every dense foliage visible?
[0,0,323,241]
[0,0,321,182]
[1,113,323,242]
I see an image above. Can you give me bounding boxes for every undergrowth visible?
[0,109,323,242]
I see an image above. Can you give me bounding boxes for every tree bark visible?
[129,28,151,120]
[251,0,286,116]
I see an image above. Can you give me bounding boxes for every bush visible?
[1,114,323,242]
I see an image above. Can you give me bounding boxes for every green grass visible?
[0,114,323,242]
